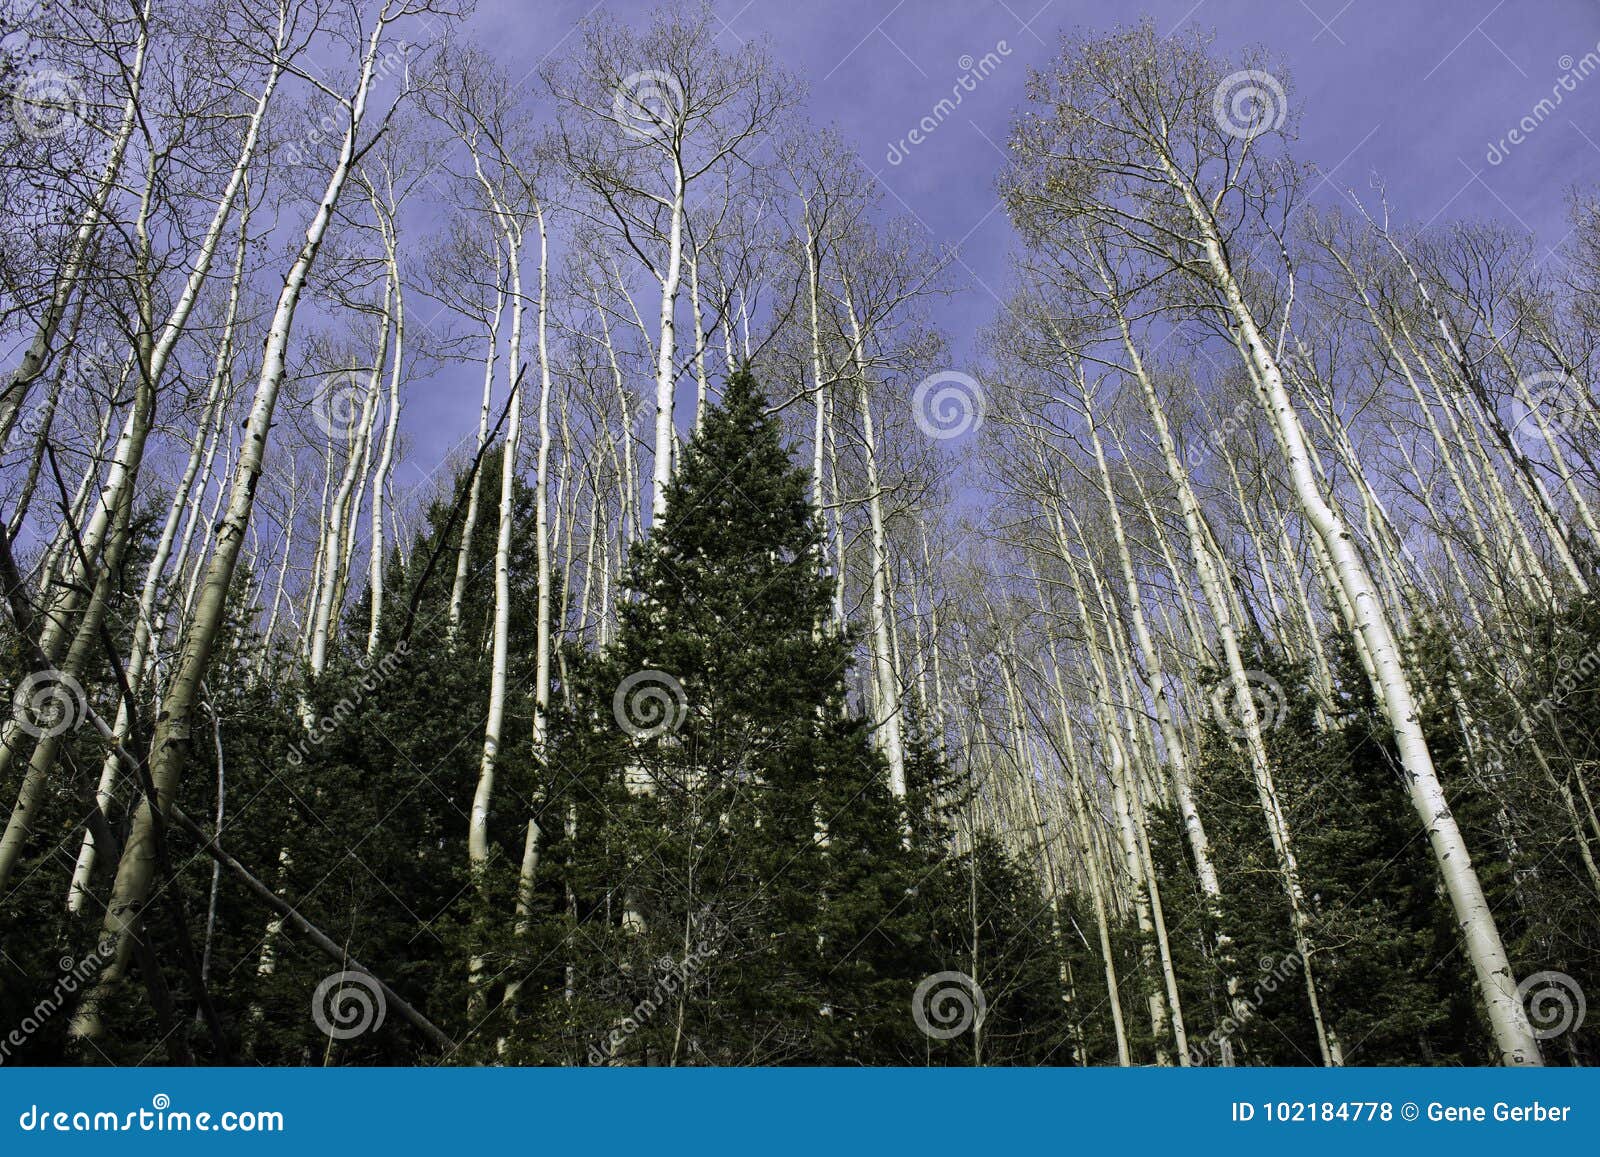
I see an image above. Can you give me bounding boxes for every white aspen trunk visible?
[5,289,83,535]
[513,202,556,954]
[74,6,400,1039]
[1380,224,1593,583]
[67,198,253,910]
[994,631,1074,1015]
[803,217,829,516]
[1087,303,1343,1063]
[1049,529,1169,1059]
[308,343,384,675]
[0,391,148,895]
[1073,375,1241,1059]
[1327,245,1531,606]
[1098,593,1191,1063]
[1404,318,1560,599]
[595,300,639,547]
[1045,648,1131,1064]
[0,0,151,449]
[468,221,527,1006]
[687,240,712,431]
[1163,159,1541,1064]
[448,273,504,642]
[841,282,906,798]
[650,159,687,520]
[368,210,405,654]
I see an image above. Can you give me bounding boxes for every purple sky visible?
[394,0,1600,490]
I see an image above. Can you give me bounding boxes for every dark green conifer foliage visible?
[516,370,1071,1064]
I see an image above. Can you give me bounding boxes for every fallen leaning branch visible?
[166,804,457,1053]
[0,517,456,1056]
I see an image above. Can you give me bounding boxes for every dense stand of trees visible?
[0,3,1596,1065]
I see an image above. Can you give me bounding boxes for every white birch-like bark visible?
[1161,155,1541,1064]
[74,3,407,1039]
